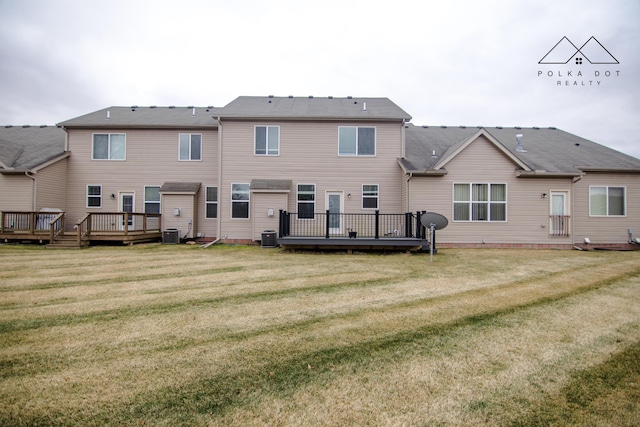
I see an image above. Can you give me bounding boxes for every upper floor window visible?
[255,126,279,155]
[297,184,315,219]
[339,126,375,156]
[144,186,160,214]
[231,183,250,219]
[589,186,625,216]
[87,185,102,208]
[179,134,202,161]
[453,183,506,221]
[362,184,379,209]
[205,186,218,219]
[93,134,125,160]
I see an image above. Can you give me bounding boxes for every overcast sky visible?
[1,0,638,158]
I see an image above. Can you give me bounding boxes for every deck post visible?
[325,209,330,239]
[416,211,424,239]
[405,212,412,237]
[30,212,36,234]
[374,210,380,239]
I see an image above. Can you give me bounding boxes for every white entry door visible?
[550,191,568,236]
[120,192,135,231]
[326,192,343,236]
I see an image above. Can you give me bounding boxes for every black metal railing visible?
[279,210,427,239]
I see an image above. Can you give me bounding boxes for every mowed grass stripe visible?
[0,273,398,334]
[100,269,640,423]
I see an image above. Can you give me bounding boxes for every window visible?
[339,126,375,156]
[144,186,160,214]
[297,184,315,219]
[231,183,250,219]
[453,183,506,221]
[87,185,102,208]
[255,126,279,155]
[93,134,125,160]
[589,186,625,216]
[206,186,218,219]
[362,184,379,209]
[179,134,202,160]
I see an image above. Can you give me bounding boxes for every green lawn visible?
[1,244,639,426]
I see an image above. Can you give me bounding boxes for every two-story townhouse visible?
[59,106,222,240]
[215,96,412,242]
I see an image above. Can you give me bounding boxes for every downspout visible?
[571,174,582,246]
[217,117,223,242]
[406,172,413,212]
[25,171,37,211]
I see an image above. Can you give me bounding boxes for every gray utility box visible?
[261,230,278,248]
[162,229,181,244]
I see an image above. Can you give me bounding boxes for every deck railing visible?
[1,211,64,234]
[549,215,570,237]
[279,210,427,239]
[76,212,162,234]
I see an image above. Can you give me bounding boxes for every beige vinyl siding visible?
[407,135,574,245]
[0,175,33,211]
[161,194,196,238]
[220,120,404,240]
[66,129,218,236]
[572,172,640,244]
[35,158,68,210]
[251,192,288,240]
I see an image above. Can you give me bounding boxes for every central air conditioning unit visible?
[162,229,181,244]
[261,230,278,248]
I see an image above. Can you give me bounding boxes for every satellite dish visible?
[420,212,448,230]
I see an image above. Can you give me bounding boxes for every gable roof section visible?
[219,96,412,121]
[0,126,68,173]
[58,106,222,129]
[401,124,640,176]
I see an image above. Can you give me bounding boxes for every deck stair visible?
[46,234,88,249]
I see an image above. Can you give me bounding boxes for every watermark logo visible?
[537,36,620,87]
[539,36,619,65]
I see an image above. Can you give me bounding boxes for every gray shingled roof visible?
[401,124,640,175]
[58,106,222,129]
[159,182,202,193]
[0,125,67,172]
[220,96,412,121]
[250,179,292,191]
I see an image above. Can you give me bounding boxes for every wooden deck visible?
[1,211,162,248]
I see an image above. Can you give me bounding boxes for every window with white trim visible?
[93,134,125,160]
[179,134,202,160]
[453,183,506,221]
[338,126,375,156]
[205,186,218,219]
[87,185,102,208]
[144,186,160,214]
[589,186,625,216]
[362,184,379,209]
[255,126,279,155]
[297,184,315,219]
[231,183,250,219]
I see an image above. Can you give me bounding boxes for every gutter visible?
[516,170,583,178]
[25,171,37,211]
